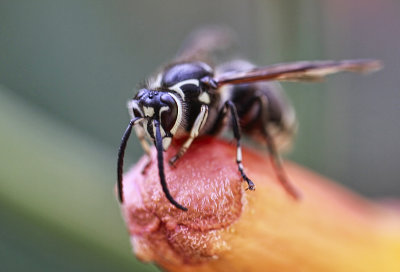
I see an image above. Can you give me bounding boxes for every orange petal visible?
[120,137,400,272]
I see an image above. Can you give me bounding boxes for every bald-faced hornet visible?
[117,31,381,211]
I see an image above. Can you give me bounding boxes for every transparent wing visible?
[175,26,236,63]
[215,59,382,86]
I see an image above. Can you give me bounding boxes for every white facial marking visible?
[168,93,183,135]
[168,79,200,101]
[143,106,155,117]
[159,106,169,115]
[198,92,210,104]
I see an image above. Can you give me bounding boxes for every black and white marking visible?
[117,47,380,210]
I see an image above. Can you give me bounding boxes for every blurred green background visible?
[1,0,399,271]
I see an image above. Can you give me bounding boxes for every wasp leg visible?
[134,126,153,174]
[224,101,255,190]
[257,96,301,200]
[169,105,209,166]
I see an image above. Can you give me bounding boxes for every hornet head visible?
[128,89,181,150]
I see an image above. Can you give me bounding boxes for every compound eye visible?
[160,94,178,131]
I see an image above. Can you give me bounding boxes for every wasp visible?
[117,29,381,211]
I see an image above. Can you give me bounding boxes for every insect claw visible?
[245,179,256,191]
[245,185,256,191]
[241,174,256,191]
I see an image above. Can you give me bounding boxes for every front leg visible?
[134,126,153,174]
[169,105,209,165]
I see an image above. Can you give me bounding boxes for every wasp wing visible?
[215,59,382,86]
[175,26,236,63]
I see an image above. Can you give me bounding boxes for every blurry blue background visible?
[0,0,399,271]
